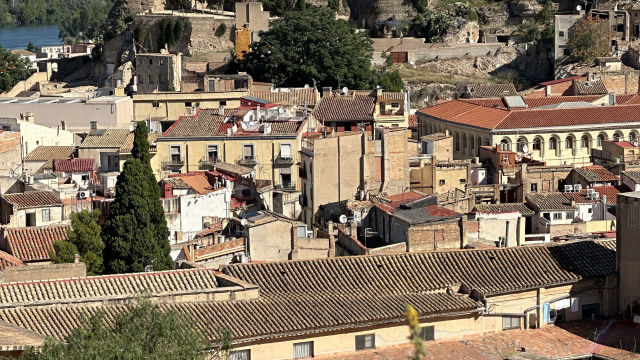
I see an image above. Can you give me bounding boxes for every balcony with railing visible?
[275,153,295,165]
[199,155,220,167]
[236,155,258,166]
[274,183,296,191]
[162,156,184,169]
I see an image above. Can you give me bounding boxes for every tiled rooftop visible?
[623,170,640,184]
[574,79,608,95]
[473,203,535,216]
[0,250,25,270]
[2,191,63,209]
[250,88,319,106]
[4,225,70,262]
[466,83,517,98]
[574,165,619,183]
[314,321,640,360]
[408,114,417,129]
[423,96,640,130]
[313,95,376,122]
[79,129,130,148]
[527,193,577,211]
[23,146,75,170]
[164,109,305,137]
[119,132,160,153]
[53,158,96,173]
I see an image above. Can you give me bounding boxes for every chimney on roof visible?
[445,130,450,136]
[74,254,80,263]
[219,106,225,116]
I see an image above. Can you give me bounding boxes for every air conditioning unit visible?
[78,191,89,199]
[564,185,573,192]
[586,189,595,196]
[573,184,582,192]
[593,192,600,199]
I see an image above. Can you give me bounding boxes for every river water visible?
[0,25,62,50]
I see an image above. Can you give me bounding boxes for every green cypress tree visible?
[102,122,171,273]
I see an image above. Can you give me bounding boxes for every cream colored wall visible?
[231,315,483,360]
[155,136,301,187]
[133,91,246,121]
[418,114,639,165]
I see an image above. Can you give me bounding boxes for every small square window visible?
[229,350,250,360]
[553,213,562,220]
[42,209,50,222]
[588,208,593,214]
[420,326,435,341]
[153,101,160,108]
[439,179,445,185]
[185,102,192,107]
[531,183,538,192]
[220,100,227,106]
[559,31,565,37]
[460,179,466,184]
[355,334,375,350]
[293,341,314,358]
[391,102,400,107]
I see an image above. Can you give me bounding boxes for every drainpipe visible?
[505,220,510,247]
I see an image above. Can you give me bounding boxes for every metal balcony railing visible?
[199,155,220,167]
[275,154,295,164]
[236,155,258,166]
[162,156,184,169]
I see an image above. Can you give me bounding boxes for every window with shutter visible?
[207,145,218,162]
[502,316,521,330]
[420,326,434,341]
[293,341,314,358]
[229,350,250,360]
[170,145,181,163]
[280,143,292,159]
[243,144,254,160]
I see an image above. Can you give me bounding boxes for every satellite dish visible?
[241,218,248,226]
[522,145,529,153]
[128,123,135,132]
[576,4,582,10]
[338,214,348,224]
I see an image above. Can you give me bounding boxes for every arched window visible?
[597,134,605,147]
[462,134,468,150]
[517,138,527,152]
[484,138,490,146]
[470,136,475,150]
[613,133,620,142]
[549,137,557,150]
[455,133,460,152]
[565,136,573,149]
[581,135,589,148]
[533,137,541,151]
[630,132,636,142]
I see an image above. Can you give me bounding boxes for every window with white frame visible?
[280,143,292,160]
[567,211,575,220]
[243,144,255,160]
[207,145,218,163]
[42,209,50,222]
[170,145,182,163]
[229,350,250,360]
[293,341,314,358]
[355,334,375,350]
[502,316,521,330]
[553,212,562,220]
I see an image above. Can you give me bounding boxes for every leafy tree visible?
[260,0,296,16]
[19,296,234,360]
[102,122,171,274]
[567,17,610,63]
[26,41,38,53]
[373,70,404,92]
[243,7,374,88]
[404,304,427,359]
[50,209,105,275]
[511,20,541,43]
[299,0,306,10]
[57,0,115,42]
[0,45,31,93]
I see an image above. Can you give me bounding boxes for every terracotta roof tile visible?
[24,146,75,169]
[250,88,319,106]
[473,203,535,215]
[527,193,577,211]
[623,170,640,184]
[313,95,375,122]
[574,79,608,95]
[408,114,417,129]
[4,225,70,262]
[119,132,160,153]
[2,191,63,209]
[0,250,25,270]
[53,158,96,172]
[79,129,130,148]
[466,83,517,98]
[0,268,218,305]
[574,165,619,182]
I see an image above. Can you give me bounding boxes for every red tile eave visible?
[538,75,583,86]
